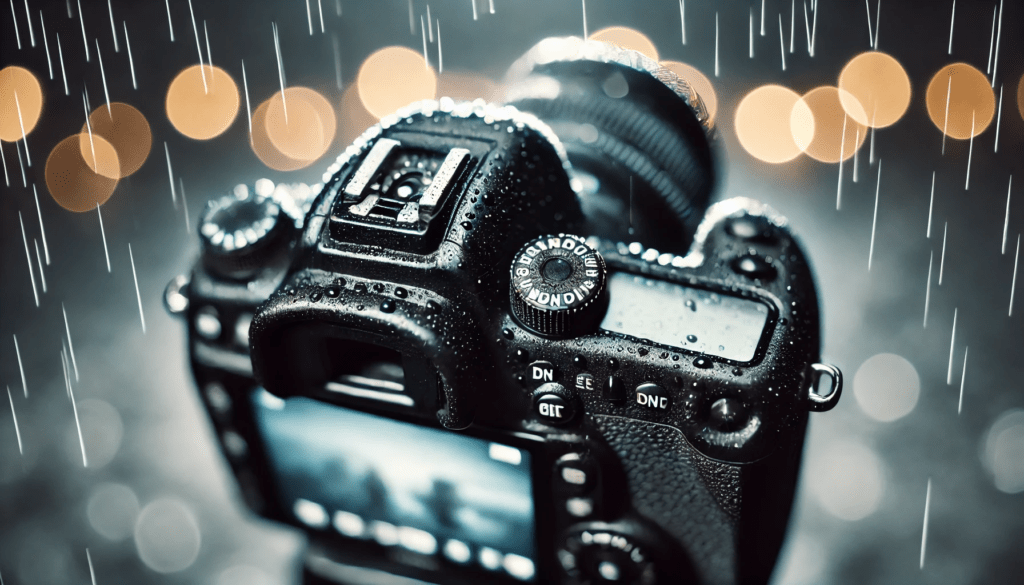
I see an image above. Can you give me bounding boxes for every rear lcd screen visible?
[252,390,536,581]
[599,272,771,362]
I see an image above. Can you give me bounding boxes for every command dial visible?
[559,527,657,584]
[510,234,607,337]
[199,187,291,280]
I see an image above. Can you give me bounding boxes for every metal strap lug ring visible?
[807,363,842,412]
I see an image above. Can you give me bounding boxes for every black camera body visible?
[170,40,841,585]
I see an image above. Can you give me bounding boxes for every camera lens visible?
[504,37,716,255]
[709,397,747,432]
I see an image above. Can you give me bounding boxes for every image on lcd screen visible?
[252,390,536,581]
[600,272,771,362]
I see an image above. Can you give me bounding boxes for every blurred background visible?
[1,0,1022,583]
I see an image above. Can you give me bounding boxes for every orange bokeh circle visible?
[792,86,868,163]
[166,65,240,140]
[81,102,152,177]
[590,26,659,61]
[46,134,120,212]
[734,85,805,164]
[837,51,912,128]
[0,65,44,142]
[925,63,996,140]
[357,46,437,120]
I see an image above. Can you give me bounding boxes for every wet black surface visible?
[1,1,1022,584]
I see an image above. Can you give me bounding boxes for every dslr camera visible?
[168,38,842,585]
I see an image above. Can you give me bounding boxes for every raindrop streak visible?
[124,22,136,89]
[67,353,88,468]
[408,0,414,32]
[942,76,951,154]
[920,478,931,569]
[802,1,812,54]
[19,212,39,308]
[965,111,974,190]
[869,109,877,164]
[82,93,98,170]
[427,5,433,42]
[581,0,587,39]
[129,243,146,334]
[947,0,955,54]
[489,0,494,14]
[13,335,27,397]
[760,0,766,35]
[924,251,933,328]
[939,222,948,285]
[180,178,191,233]
[165,0,174,41]
[947,308,957,385]
[15,138,25,187]
[420,15,429,70]
[837,115,847,209]
[77,0,89,61]
[437,20,443,74]
[331,35,342,90]
[186,0,207,93]
[994,84,1003,153]
[63,303,80,381]
[987,6,996,73]
[106,0,117,51]
[680,0,686,45]
[7,386,23,456]
[1011,235,1019,317]
[34,239,46,293]
[873,0,880,48]
[305,0,312,35]
[864,0,873,47]
[1,142,8,186]
[87,549,97,585]
[273,23,287,123]
[33,185,50,264]
[242,60,252,135]
[13,92,31,165]
[853,128,860,182]
[97,203,111,273]
[958,346,968,414]
[778,15,786,71]
[868,160,881,270]
[1002,176,1012,255]
[22,0,33,46]
[165,142,177,204]
[810,0,818,56]
[40,11,52,78]
[57,33,68,95]
[95,39,112,116]
[61,344,70,399]
[991,0,1002,88]
[10,0,21,49]
[472,0,477,21]
[204,21,213,91]
[749,9,754,59]
[714,13,719,76]
[789,0,795,53]
[318,0,324,33]
[927,172,935,238]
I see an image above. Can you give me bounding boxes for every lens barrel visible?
[504,38,716,255]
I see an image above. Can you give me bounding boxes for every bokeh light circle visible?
[166,65,240,140]
[734,85,805,164]
[925,63,996,140]
[837,51,912,128]
[134,497,202,573]
[983,409,1024,494]
[853,353,921,422]
[250,98,312,172]
[357,46,437,119]
[265,87,336,163]
[590,26,659,61]
[661,61,718,122]
[792,86,868,163]
[82,102,152,177]
[808,441,886,521]
[87,482,141,541]
[46,134,120,212]
[0,65,43,141]
[437,72,499,102]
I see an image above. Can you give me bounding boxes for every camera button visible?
[534,384,577,425]
[556,453,596,492]
[566,497,594,518]
[731,254,777,281]
[636,383,671,411]
[604,376,626,405]
[528,360,557,385]
[575,373,596,392]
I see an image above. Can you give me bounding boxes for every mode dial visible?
[559,527,657,584]
[199,186,291,280]
[510,234,607,338]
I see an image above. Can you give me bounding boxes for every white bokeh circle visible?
[807,441,886,521]
[982,409,1024,494]
[134,497,202,573]
[853,353,920,422]
[88,482,141,541]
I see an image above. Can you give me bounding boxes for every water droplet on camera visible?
[686,334,698,343]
